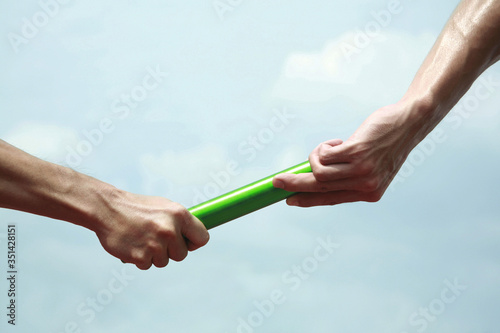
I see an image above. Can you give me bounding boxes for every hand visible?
[94,191,209,270]
[273,102,424,207]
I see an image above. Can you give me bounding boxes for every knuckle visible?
[154,256,169,268]
[364,191,383,203]
[280,177,295,190]
[313,167,331,182]
[146,241,163,255]
[157,225,176,240]
[155,261,168,268]
[170,248,188,262]
[317,148,332,164]
[363,177,380,192]
[131,249,145,262]
[169,203,190,221]
[131,252,150,270]
[136,262,151,270]
[354,161,375,176]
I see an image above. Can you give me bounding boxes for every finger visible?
[309,155,352,182]
[273,173,317,192]
[308,140,340,163]
[286,190,365,207]
[127,248,153,270]
[186,239,200,251]
[274,170,359,193]
[135,257,153,270]
[167,231,189,262]
[182,214,210,251]
[152,256,169,268]
[314,141,352,165]
[322,138,343,147]
[152,246,169,268]
[136,263,152,270]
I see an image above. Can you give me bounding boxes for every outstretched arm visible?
[0,139,209,269]
[273,0,500,207]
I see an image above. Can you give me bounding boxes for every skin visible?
[2,0,497,268]
[0,140,209,270]
[273,0,500,207]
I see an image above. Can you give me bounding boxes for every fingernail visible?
[287,198,298,206]
[274,179,284,189]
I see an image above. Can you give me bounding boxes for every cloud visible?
[2,122,79,163]
[271,30,436,104]
[139,143,231,186]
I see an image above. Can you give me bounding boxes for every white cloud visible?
[2,122,79,163]
[272,30,436,104]
[282,32,379,84]
[139,143,231,186]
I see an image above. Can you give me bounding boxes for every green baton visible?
[122,161,311,263]
[188,161,311,229]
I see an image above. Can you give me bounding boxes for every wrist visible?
[397,89,441,146]
[62,169,122,234]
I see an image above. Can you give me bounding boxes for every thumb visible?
[183,214,210,251]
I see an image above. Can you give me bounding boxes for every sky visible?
[1,0,500,332]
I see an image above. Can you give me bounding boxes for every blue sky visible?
[1,0,500,332]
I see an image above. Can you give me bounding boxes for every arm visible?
[273,0,500,207]
[0,139,209,269]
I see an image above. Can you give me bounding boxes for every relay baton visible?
[188,161,311,229]
[121,161,311,263]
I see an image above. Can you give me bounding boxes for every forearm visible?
[0,139,209,268]
[0,139,112,231]
[402,0,500,141]
[274,1,500,207]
